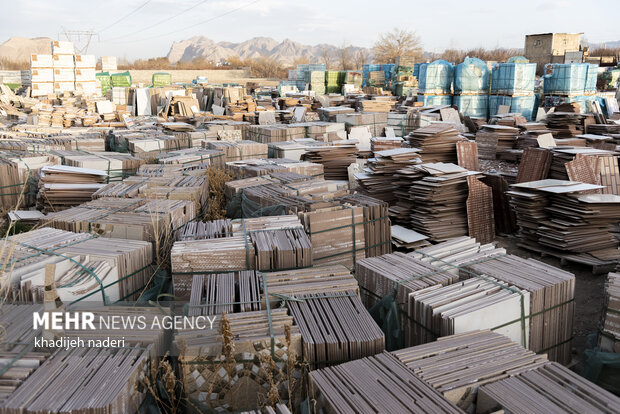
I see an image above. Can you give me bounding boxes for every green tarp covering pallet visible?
[96,72,111,96]
[110,70,132,87]
[152,72,172,87]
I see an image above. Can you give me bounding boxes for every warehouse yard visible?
[0,16,619,414]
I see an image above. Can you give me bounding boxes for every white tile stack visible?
[30,41,100,97]
[74,54,99,96]
[52,40,75,93]
[101,56,118,72]
[30,54,54,96]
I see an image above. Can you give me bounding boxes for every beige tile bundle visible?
[338,193,392,257]
[226,158,324,179]
[310,352,464,414]
[355,252,458,311]
[356,148,421,204]
[393,331,549,411]
[51,150,144,181]
[38,165,108,211]
[0,347,149,414]
[263,265,358,305]
[288,290,385,367]
[407,124,464,163]
[407,277,531,347]
[42,198,195,242]
[300,144,358,180]
[92,173,208,212]
[392,163,471,242]
[476,362,620,414]
[465,254,575,364]
[299,205,365,268]
[0,151,60,209]
[187,270,262,314]
[171,216,312,292]
[1,227,153,304]
[204,140,268,163]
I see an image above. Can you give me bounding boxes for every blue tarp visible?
[417,94,453,106]
[585,63,599,93]
[491,63,537,94]
[454,57,489,94]
[489,94,537,121]
[418,60,454,94]
[454,94,489,118]
[543,63,588,95]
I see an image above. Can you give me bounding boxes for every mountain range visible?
[0,36,618,66]
[166,36,373,65]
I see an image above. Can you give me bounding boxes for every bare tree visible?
[354,49,371,69]
[293,56,310,65]
[319,46,334,69]
[338,42,354,70]
[373,28,423,63]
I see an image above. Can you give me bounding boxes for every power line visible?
[105,0,260,44]
[97,0,153,34]
[104,0,211,42]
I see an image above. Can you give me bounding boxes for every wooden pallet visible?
[518,241,618,275]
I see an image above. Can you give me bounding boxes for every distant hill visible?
[167,36,373,65]
[0,37,53,62]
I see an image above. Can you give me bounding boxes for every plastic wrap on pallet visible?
[96,72,111,95]
[418,60,454,94]
[454,94,489,118]
[489,95,512,117]
[393,82,416,97]
[417,94,453,106]
[507,56,530,64]
[511,95,537,121]
[413,63,421,78]
[278,80,299,95]
[585,64,598,93]
[110,71,132,87]
[362,64,382,86]
[543,63,587,95]
[345,71,363,86]
[490,94,536,121]
[454,57,489,94]
[491,63,536,95]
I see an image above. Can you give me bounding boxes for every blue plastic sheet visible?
[417,94,453,106]
[454,57,489,94]
[585,64,599,93]
[454,94,489,118]
[489,94,537,121]
[543,63,588,95]
[491,63,536,94]
[418,60,454,94]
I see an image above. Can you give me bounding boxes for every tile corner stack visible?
[392,331,549,412]
[409,236,575,365]
[310,352,464,414]
[508,179,620,270]
[476,362,620,414]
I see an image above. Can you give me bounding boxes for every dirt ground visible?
[494,234,606,374]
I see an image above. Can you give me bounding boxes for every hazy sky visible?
[1,0,618,59]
